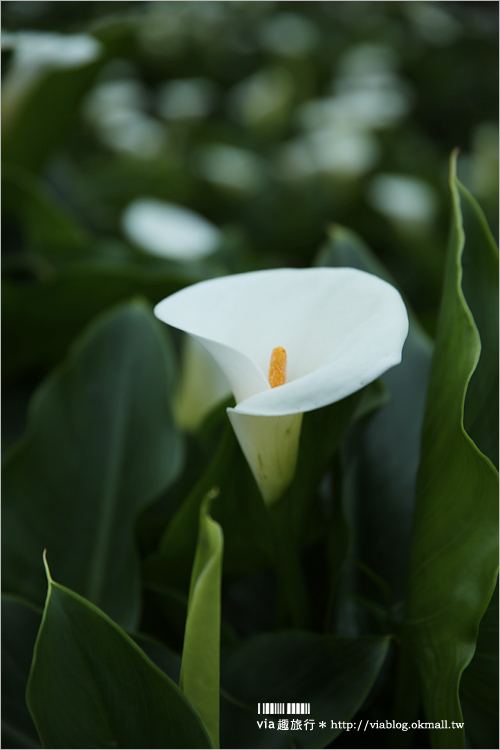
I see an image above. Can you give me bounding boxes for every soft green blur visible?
[2,3,498,329]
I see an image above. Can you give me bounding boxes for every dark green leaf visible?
[460,583,499,749]
[2,302,183,628]
[458,181,499,466]
[220,632,389,749]
[402,153,499,748]
[132,632,182,686]
[26,558,213,749]
[1,595,42,749]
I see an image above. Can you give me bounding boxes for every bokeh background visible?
[2,0,498,444]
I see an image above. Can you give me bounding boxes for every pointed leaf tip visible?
[42,548,52,583]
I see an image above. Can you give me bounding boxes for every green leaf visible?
[460,584,499,749]
[220,632,389,749]
[26,556,213,749]
[458,180,499,466]
[180,490,224,749]
[403,153,499,747]
[1,595,42,749]
[2,302,183,629]
[132,632,182,686]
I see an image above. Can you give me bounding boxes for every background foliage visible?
[2,2,498,749]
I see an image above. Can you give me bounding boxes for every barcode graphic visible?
[258,703,285,714]
[258,703,310,715]
[287,703,310,715]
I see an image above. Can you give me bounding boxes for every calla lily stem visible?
[270,504,311,630]
[391,641,421,748]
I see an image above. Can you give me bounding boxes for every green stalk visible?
[270,504,310,630]
[391,639,421,749]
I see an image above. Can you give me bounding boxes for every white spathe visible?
[228,411,303,505]
[155,268,408,502]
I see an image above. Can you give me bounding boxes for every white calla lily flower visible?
[155,268,408,503]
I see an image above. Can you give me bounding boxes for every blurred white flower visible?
[367,174,438,225]
[279,128,380,180]
[122,199,221,260]
[155,268,408,502]
[2,31,102,125]
[2,31,100,71]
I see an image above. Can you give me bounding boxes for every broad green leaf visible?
[2,302,183,629]
[220,632,389,749]
[316,225,433,620]
[460,583,498,749]
[133,632,182,686]
[26,557,213,749]
[1,595,42,749]
[180,490,224,749]
[403,153,499,748]
[2,262,219,380]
